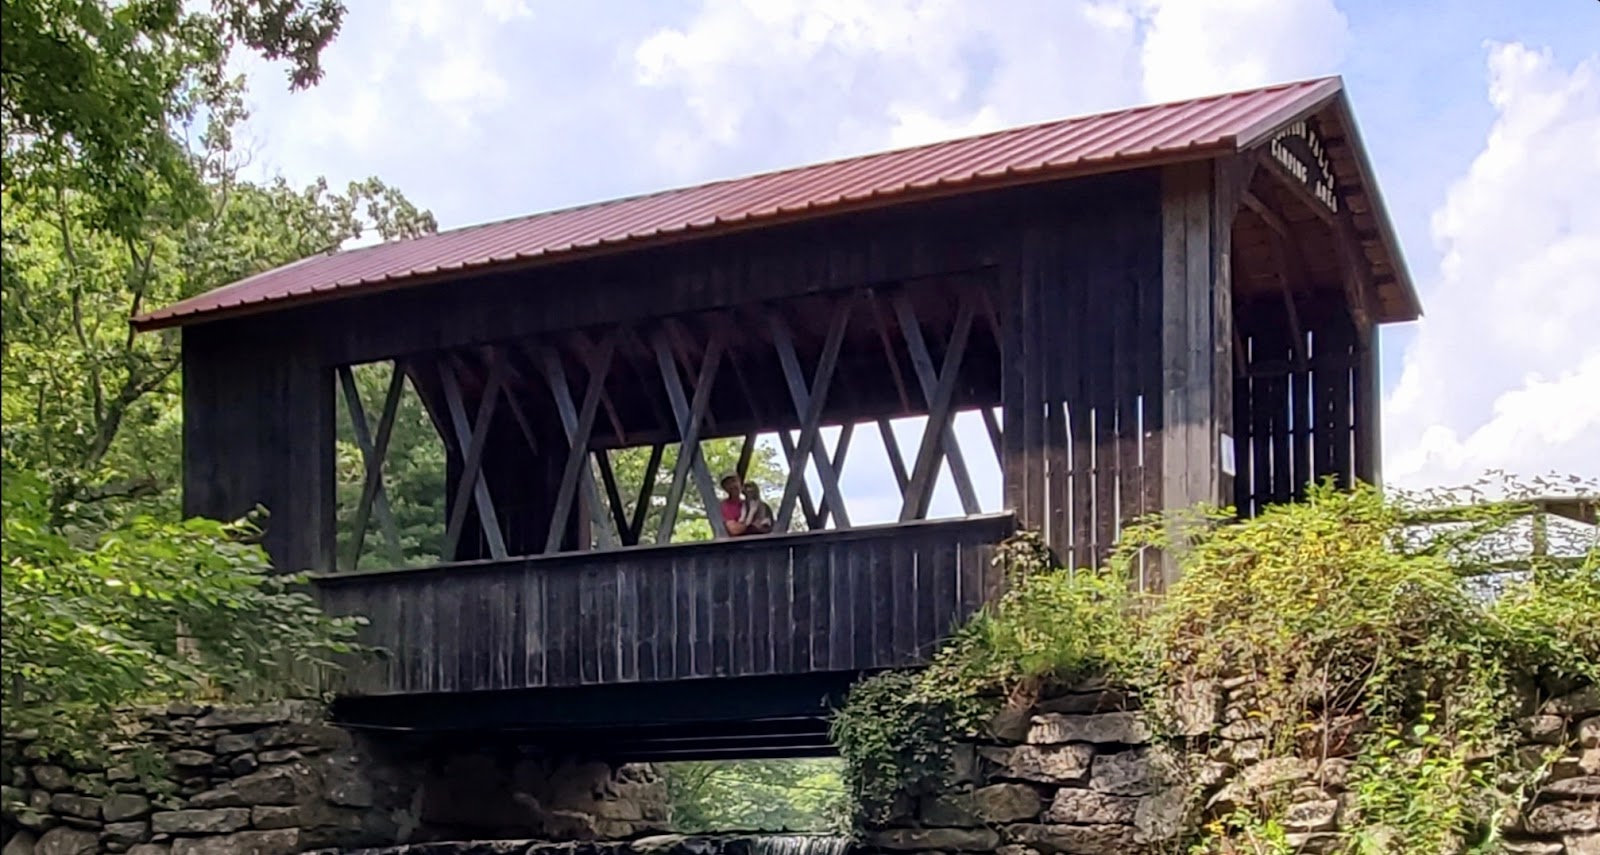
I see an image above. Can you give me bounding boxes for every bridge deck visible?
[315,514,1013,698]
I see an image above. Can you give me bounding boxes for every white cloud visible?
[1385,43,1600,487]
[1130,0,1349,101]
[630,0,1147,178]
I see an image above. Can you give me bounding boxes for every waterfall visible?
[749,833,853,855]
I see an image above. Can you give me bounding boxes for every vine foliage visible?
[830,477,1599,852]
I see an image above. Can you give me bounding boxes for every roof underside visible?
[135,76,1418,331]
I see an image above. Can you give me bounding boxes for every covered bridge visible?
[137,76,1419,753]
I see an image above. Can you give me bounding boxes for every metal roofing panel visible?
[136,77,1351,330]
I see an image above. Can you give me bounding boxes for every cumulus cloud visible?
[630,0,1147,178]
[1385,43,1600,487]
[1130,0,1349,100]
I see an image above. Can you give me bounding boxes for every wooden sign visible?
[1269,119,1338,213]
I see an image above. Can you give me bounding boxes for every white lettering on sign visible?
[1269,120,1339,214]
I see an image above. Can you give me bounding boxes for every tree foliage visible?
[1,0,428,757]
[663,759,850,833]
[1,466,364,757]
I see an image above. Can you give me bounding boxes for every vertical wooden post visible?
[1159,161,1234,588]
[1353,323,1382,487]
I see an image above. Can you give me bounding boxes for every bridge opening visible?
[661,758,849,834]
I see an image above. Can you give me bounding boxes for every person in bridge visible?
[718,474,773,537]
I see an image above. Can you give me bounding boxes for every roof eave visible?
[1325,92,1423,323]
[131,145,1231,333]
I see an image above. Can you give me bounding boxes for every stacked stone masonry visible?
[1,701,667,855]
[861,681,1600,855]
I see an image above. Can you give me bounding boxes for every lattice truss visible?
[333,278,1006,570]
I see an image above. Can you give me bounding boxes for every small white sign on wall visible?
[1220,433,1237,477]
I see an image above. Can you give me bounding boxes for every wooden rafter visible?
[628,443,666,545]
[814,421,855,527]
[541,334,619,553]
[772,298,854,532]
[653,329,726,542]
[1242,189,1308,370]
[900,296,976,521]
[980,406,1004,467]
[775,429,823,530]
[892,293,981,514]
[440,353,509,560]
[869,296,915,414]
[769,305,853,530]
[338,363,405,570]
[878,418,909,495]
[1255,150,1372,338]
[593,449,631,543]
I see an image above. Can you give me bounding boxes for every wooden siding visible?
[1232,298,1371,517]
[315,514,1014,696]
[182,173,1166,577]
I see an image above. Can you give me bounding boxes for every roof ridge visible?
[308,76,1342,265]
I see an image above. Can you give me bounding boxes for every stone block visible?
[106,764,137,783]
[227,754,259,777]
[1001,822,1138,855]
[189,763,314,807]
[1545,687,1600,717]
[1580,716,1600,749]
[1544,776,1600,799]
[33,827,98,855]
[919,792,979,827]
[1521,714,1568,745]
[979,745,1093,785]
[256,749,300,764]
[101,821,149,847]
[194,702,317,730]
[212,734,255,755]
[255,723,351,752]
[166,751,211,768]
[1,831,35,855]
[1035,690,1129,716]
[1566,833,1600,855]
[127,846,171,855]
[1134,788,1186,843]
[150,808,251,835]
[31,767,70,792]
[1498,842,1564,854]
[103,794,150,822]
[1282,799,1339,832]
[1283,832,1342,854]
[1045,789,1139,824]
[987,707,1032,743]
[973,783,1042,823]
[47,794,101,820]
[1525,802,1600,835]
[869,828,1000,851]
[1027,712,1147,746]
[170,829,299,855]
[1316,758,1354,790]
[1088,749,1152,796]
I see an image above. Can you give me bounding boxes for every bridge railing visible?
[313,513,1015,697]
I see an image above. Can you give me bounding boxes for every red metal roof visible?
[136,77,1354,331]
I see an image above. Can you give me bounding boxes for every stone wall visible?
[861,681,1600,855]
[1,702,667,855]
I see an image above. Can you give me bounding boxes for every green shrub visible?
[830,479,1598,852]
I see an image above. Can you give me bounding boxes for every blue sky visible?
[233,0,1599,515]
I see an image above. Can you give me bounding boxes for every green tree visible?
[664,759,850,833]
[0,0,427,757]
[0,465,364,755]
[2,0,345,236]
